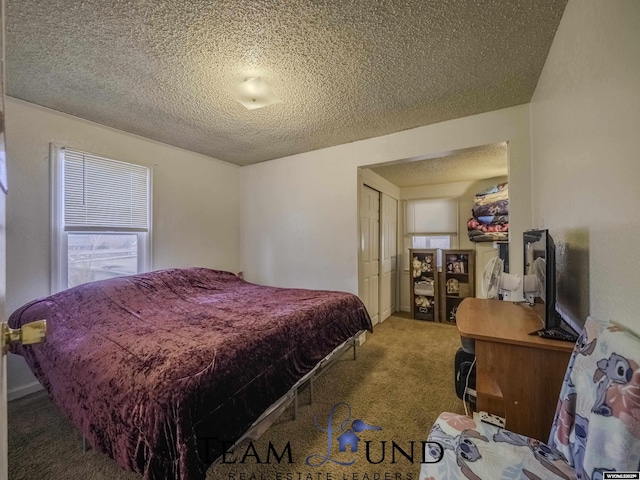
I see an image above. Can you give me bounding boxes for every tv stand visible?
[457,298,574,441]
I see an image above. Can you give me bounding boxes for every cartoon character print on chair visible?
[548,318,640,479]
[492,430,571,479]
[592,353,636,417]
[421,414,576,480]
[427,423,488,480]
[567,318,599,389]
[551,321,599,448]
[554,393,592,475]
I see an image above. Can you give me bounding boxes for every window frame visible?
[403,197,460,272]
[50,144,153,293]
[404,233,459,272]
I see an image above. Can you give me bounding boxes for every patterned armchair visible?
[420,317,640,480]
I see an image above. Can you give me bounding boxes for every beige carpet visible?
[8,315,464,480]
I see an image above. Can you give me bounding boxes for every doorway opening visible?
[357,142,509,321]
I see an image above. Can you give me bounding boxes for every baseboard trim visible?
[8,381,44,401]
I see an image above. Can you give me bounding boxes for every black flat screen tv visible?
[523,229,561,332]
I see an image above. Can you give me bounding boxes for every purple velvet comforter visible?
[9,268,372,480]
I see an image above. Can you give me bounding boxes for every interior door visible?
[0,193,45,480]
[0,0,8,474]
[380,194,397,322]
[1,189,7,480]
[360,184,380,325]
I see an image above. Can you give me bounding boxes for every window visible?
[411,235,452,250]
[411,235,453,270]
[404,198,458,270]
[405,198,458,234]
[51,146,152,292]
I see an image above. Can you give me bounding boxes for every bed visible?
[8,267,372,480]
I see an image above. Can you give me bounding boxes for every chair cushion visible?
[548,317,640,478]
[420,412,576,480]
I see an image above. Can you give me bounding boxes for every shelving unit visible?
[441,249,475,323]
[409,249,438,321]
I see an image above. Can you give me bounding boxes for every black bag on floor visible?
[454,347,476,400]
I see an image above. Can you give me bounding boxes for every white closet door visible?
[360,185,380,325]
[380,194,397,321]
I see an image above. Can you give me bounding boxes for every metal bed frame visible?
[240,329,364,442]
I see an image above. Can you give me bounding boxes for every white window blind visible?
[405,198,458,234]
[63,149,150,232]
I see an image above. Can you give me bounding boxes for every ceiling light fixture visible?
[229,77,281,110]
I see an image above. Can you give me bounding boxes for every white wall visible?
[6,98,241,398]
[530,0,640,331]
[241,104,532,296]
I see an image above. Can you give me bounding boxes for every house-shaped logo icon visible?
[305,403,383,467]
[337,430,360,452]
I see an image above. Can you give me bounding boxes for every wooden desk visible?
[457,298,573,441]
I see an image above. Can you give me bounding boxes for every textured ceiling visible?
[6,0,567,166]
[369,143,508,187]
